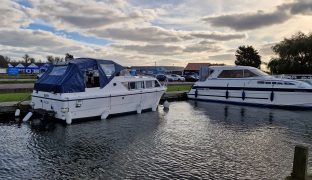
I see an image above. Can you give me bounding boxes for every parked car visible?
[165,74,178,81]
[155,74,167,81]
[184,74,199,82]
[171,74,185,81]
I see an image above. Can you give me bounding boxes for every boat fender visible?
[195,89,198,98]
[163,100,170,110]
[225,90,229,99]
[242,90,246,100]
[270,91,274,102]
[22,112,33,122]
[152,104,158,111]
[137,104,142,114]
[65,112,72,125]
[101,111,109,120]
[15,109,20,117]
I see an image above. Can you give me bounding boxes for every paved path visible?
[0,83,34,93]
[0,83,34,90]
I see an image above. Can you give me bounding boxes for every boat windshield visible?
[49,65,68,76]
[252,69,269,76]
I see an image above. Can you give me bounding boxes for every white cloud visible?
[0,0,311,67]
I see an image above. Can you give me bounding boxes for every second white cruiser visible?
[188,66,312,108]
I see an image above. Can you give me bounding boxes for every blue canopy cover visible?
[34,58,124,93]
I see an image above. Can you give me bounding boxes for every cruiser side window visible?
[243,70,258,77]
[129,82,136,90]
[135,81,144,89]
[146,81,153,88]
[218,70,243,78]
[155,80,161,87]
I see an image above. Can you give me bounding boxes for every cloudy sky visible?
[1,0,312,66]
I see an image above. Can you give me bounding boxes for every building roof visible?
[131,66,184,71]
[184,63,224,71]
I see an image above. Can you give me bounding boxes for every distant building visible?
[131,66,184,75]
[15,63,25,73]
[184,62,224,75]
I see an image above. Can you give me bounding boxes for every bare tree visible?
[23,54,30,64]
[65,53,74,61]
[46,55,64,64]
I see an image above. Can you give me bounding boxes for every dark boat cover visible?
[34,58,124,93]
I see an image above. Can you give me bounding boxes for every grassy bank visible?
[0,84,191,102]
[166,84,192,92]
[0,93,31,102]
[0,74,37,79]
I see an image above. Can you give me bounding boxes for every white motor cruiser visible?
[188,66,312,109]
[30,58,166,124]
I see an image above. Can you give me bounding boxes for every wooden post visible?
[291,145,308,180]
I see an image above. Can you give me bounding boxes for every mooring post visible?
[291,145,308,180]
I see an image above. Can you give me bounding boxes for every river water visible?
[1,101,312,179]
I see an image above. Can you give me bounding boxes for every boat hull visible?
[31,89,165,123]
[188,88,312,109]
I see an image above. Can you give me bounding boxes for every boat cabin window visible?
[155,80,161,87]
[284,82,295,85]
[145,81,153,88]
[100,64,115,78]
[218,70,244,78]
[258,81,288,85]
[129,82,136,90]
[243,70,258,77]
[135,81,144,89]
[49,66,68,76]
[128,81,144,90]
[85,70,100,88]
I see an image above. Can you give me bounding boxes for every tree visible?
[268,32,312,74]
[46,55,64,64]
[0,55,8,67]
[47,55,54,63]
[29,57,36,63]
[4,56,10,63]
[65,53,74,61]
[0,55,11,67]
[23,54,30,64]
[235,45,261,68]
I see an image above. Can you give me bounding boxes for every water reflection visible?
[1,101,312,179]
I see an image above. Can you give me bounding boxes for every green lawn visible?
[0,74,37,79]
[0,84,191,102]
[166,84,192,92]
[0,93,31,102]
